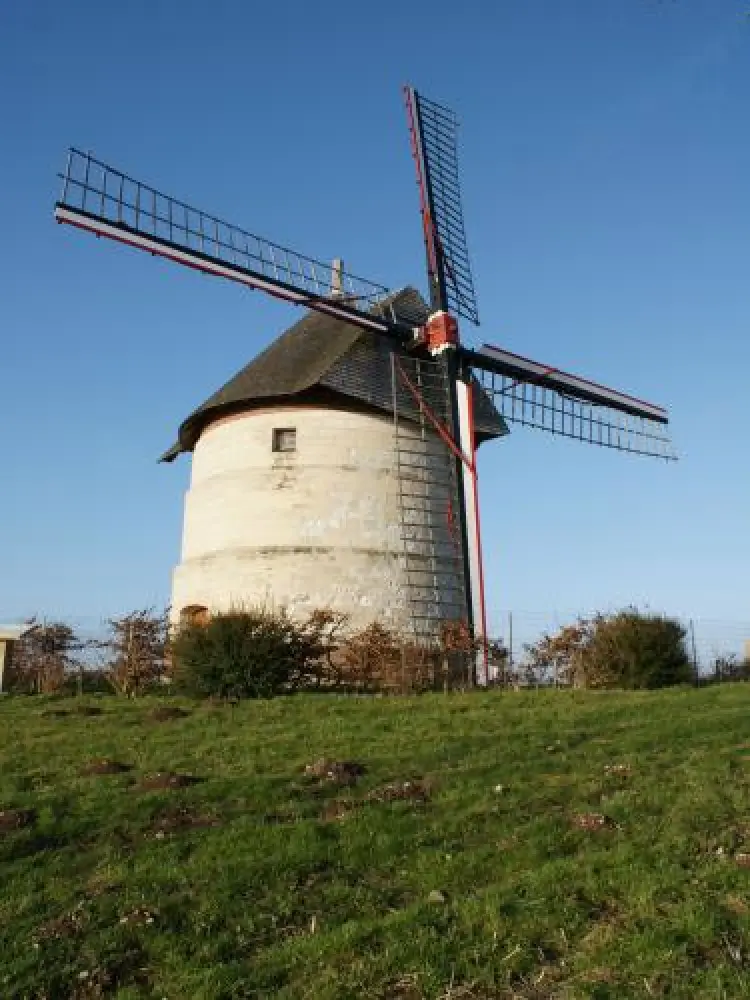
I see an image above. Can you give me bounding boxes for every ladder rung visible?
[403,572,463,582]
[395,481,454,490]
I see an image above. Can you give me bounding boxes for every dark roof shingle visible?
[161,288,507,461]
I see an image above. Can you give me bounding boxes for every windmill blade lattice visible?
[55,149,411,337]
[475,369,676,460]
[51,84,677,682]
[404,89,480,325]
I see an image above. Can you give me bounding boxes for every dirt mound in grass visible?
[0,808,37,833]
[148,706,190,722]
[118,905,158,926]
[261,809,301,826]
[32,903,88,945]
[321,799,360,822]
[68,945,150,1000]
[382,973,422,999]
[366,779,432,804]
[318,776,431,821]
[43,704,103,719]
[138,772,202,790]
[304,758,365,786]
[80,759,133,776]
[571,812,618,831]
[148,806,220,837]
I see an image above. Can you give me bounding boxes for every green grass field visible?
[3,685,750,999]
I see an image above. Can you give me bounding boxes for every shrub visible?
[59,670,113,696]
[581,610,693,689]
[524,609,693,690]
[7,621,82,694]
[337,623,405,691]
[103,608,170,697]
[523,619,594,687]
[171,607,326,700]
[711,654,750,684]
[336,620,473,693]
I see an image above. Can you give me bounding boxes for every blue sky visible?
[1,0,748,629]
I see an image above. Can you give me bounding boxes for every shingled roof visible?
[161,287,507,461]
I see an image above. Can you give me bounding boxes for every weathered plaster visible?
[171,405,459,632]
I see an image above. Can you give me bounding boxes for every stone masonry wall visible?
[171,405,460,634]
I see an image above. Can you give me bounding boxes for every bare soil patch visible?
[261,809,301,826]
[80,759,133,776]
[147,806,220,837]
[319,777,432,820]
[321,799,360,822]
[725,894,750,915]
[32,903,88,946]
[603,763,631,776]
[68,946,149,1000]
[138,772,203,791]
[42,705,103,719]
[580,967,617,984]
[572,812,618,832]
[366,779,432,804]
[0,807,37,833]
[382,972,422,999]
[305,757,365,786]
[119,905,158,927]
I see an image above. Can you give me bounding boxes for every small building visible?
[0,624,32,694]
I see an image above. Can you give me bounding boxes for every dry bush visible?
[491,639,511,684]
[301,608,349,687]
[103,608,170,697]
[711,654,750,684]
[7,620,83,694]
[167,602,480,698]
[523,619,594,688]
[334,619,473,693]
[524,609,693,690]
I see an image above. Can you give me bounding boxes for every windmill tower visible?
[160,289,506,634]
[53,86,675,679]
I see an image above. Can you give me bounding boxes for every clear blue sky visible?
[1,0,748,629]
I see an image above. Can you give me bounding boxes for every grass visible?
[2,685,750,998]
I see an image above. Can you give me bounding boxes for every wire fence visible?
[486,608,750,683]
[4,608,748,688]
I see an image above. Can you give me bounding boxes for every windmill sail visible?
[404,88,480,325]
[53,85,676,680]
[466,344,675,460]
[54,148,415,340]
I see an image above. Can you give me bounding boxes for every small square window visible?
[272,427,296,453]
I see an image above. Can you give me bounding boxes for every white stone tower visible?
[162,289,506,633]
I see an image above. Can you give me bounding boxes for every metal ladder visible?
[391,354,467,642]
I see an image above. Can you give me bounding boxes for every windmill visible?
[53,87,674,683]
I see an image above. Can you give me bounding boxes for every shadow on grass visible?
[0,830,76,863]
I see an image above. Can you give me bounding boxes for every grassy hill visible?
[2,685,750,999]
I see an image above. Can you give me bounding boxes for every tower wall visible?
[171,404,461,633]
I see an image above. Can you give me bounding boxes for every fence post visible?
[689,619,699,682]
[508,611,513,688]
